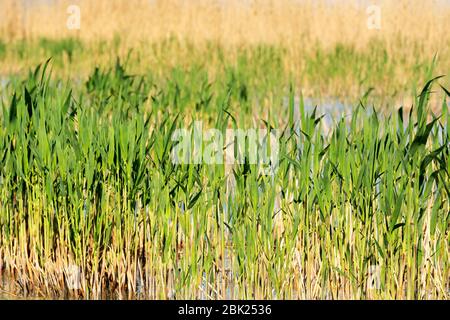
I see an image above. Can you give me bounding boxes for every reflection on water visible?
[0,77,9,89]
[283,95,449,133]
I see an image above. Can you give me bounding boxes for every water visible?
[0,77,9,89]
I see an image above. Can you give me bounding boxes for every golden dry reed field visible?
[0,0,448,47]
[0,0,449,300]
[0,0,449,99]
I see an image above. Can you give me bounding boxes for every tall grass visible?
[0,59,448,299]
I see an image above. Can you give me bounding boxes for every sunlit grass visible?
[0,59,448,299]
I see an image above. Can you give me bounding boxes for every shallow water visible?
[0,77,9,89]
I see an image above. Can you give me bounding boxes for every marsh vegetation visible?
[0,0,449,299]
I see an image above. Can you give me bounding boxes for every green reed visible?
[0,59,448,299]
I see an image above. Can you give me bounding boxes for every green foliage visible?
[38,37,83,62]
[0,60,448,299]
[0,39,6,60]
